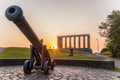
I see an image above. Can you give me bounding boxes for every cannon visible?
[5,5,55,74]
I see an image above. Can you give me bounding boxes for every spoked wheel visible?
[51,60,55,70]
[23,60,32,74]
[43,61,49,74]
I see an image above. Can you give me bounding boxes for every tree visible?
[99,10,120,57]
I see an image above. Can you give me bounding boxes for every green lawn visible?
[50,51,99,60]
[0,47,99,60]
[115,67,120,72]
[0,47,30,59]
[101,51,111,55]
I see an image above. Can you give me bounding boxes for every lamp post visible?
[96,39,99,53]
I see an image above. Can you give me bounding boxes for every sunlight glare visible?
[53,45,57,49]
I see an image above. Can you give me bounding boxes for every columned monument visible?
[57,34,92,53]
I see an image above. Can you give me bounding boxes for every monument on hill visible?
[57,34,92,53]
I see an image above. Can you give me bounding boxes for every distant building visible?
[57,34,92,53]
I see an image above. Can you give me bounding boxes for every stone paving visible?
[0,65,120,80]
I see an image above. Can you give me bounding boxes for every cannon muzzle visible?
[5,5,42,52]
[5,5,23,21]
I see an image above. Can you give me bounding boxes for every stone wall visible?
[0,59,114,70]
[54,59,114,70]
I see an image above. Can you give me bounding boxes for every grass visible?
[0,47,99,60]
[0,47,30,59]
[115,67,120,72]
[101,51,111,55]
[50,50,99,60]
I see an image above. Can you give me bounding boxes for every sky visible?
[0,0,120,52]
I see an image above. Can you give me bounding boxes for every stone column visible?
[74,36,76,48]
[57,36,60,49]
[65,37,67,49]
[78,36,80,48]
[83,36,85,48]
[87,35,90,48]
[60,37,63,49]
[69,37,71,48]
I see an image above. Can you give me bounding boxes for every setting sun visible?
[48,41,57,49]
[53,45,57,49]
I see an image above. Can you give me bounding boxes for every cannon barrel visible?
[5,5,42,52]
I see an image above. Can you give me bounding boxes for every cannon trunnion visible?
[5,5,54,74]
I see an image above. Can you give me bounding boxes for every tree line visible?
[99,10,120,57]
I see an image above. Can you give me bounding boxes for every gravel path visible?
[0,47,4,53]
[103,55,120,68]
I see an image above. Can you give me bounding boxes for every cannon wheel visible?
[23,60,31,74]
[43,61,49,74]
[51,60,55,70]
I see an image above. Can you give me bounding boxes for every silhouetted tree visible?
[99,10,120,57]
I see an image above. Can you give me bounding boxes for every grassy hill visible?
[0,47,99,60]
[0,47,30,59]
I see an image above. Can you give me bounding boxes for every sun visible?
[53,45,57,49]
[48,41,57,49]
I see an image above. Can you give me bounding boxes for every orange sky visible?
[0,0,120,52]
